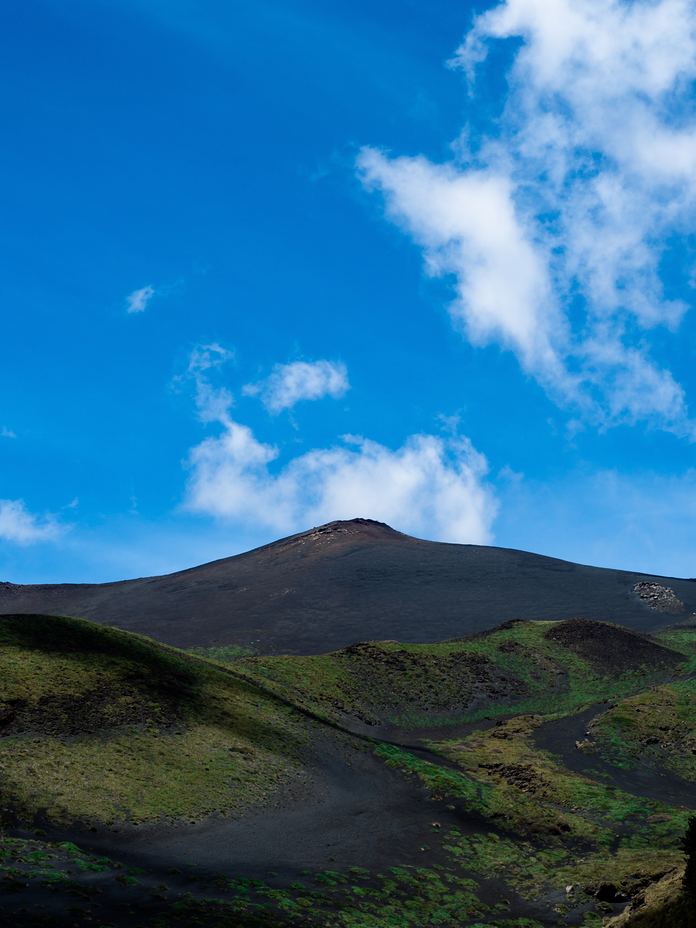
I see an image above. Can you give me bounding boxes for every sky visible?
[2,0,696,583]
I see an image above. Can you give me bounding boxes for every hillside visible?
[1,519,694,653]
[604,869,696,927]
[237,618,684,735]
[0,613,314,827]
[2,611,696,927]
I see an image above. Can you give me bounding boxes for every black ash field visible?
[1,521,695,927]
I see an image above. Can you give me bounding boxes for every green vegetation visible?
[228,866,487,927]
[584,628,696,787]
[0,831,536,928]
[1,613,694,926]
[374,713,688,920]
[685,817,696,897]
[438,714,665,829]
[591,678,696,781]
[375,742,485,803]
[240,619,685,730]
[0,614,309,825]
[656,625,696,671]
[187,644,258,662]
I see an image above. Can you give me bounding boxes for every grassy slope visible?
[587,628,696,783]
[590,678,696,782]
[581,661,696,928]
[375,709,690,922]
[604,870,696,927]
[237,619,682,730]
[1,614,694,927]
[234,619,695,925]
[0,614,310,826]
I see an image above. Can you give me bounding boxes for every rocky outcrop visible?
[633,581,686,614]
[603,868,692,927]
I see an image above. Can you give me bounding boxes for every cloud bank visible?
[182,347,497,543]
[359,0,696,438]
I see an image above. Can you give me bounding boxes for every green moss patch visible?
[0,614,309,826]
[590,679,696,782]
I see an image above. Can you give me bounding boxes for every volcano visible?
[1,518,693,653]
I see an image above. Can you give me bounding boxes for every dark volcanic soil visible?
[63,737,481,879]
[534,705,696,809]
[1,519,694,653]
[4,733,556,928]
[543,619,683,673]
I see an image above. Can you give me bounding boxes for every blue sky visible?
[2,0,696,583]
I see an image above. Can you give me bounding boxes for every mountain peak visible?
[261,518,408,559]
[4,522,696,654]
[312,517,400,534]
[294,518,406,545]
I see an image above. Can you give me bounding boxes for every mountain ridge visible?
[1,519,694,654]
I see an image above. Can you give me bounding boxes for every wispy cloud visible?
[358,153,569,390]
[1,427,16,439]
[184,343,235,423]
[125,284,156,314]
[244,360,350,413]
[0,499,64,544]
[183,348,496,543]
[359,0,696,438]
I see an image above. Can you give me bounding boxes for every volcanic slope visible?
[1,519,695,652]
[3,611,696,927]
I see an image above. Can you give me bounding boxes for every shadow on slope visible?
[0,613,312,827]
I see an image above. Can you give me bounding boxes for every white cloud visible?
[186,423,496,543]
[126,284,156,314]
[0,499,63,545]
[244,360,350,413]
[185,343,235,423]
[358,151,570,393]
[183,351,496,543]
[359,0,696,437]
[187,343,234,376]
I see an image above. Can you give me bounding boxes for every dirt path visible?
[38,736,489,882]
[10,732,565,927]
[534,704,696,808]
